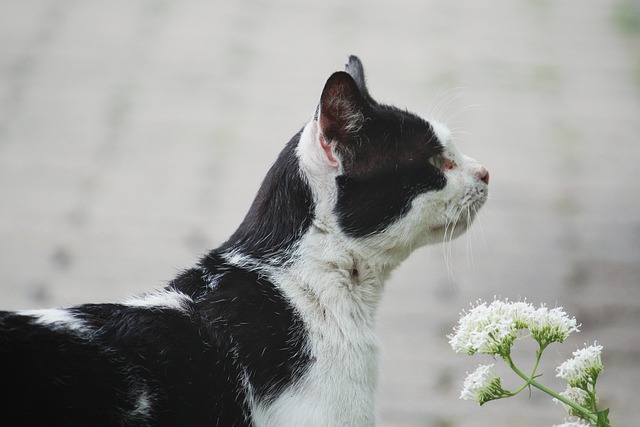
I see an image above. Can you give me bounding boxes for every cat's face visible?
[297,56,488,264]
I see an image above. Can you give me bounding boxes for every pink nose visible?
[476,166,490,185]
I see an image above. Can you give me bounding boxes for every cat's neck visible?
[219,129,314,263]
[269,229,389,338]
[218,120,413,319]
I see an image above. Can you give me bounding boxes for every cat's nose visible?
[476,166,490,185]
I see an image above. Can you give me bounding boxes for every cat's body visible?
[0,56,488,426]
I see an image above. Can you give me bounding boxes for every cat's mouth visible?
[430,194,486,238]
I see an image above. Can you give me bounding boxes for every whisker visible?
[466,205,474,270]
[442,204,466,280]
[441,206,456,277]
[472,205,488,252]
[444,103,480,124]
[449,128,472,138]
[427,87,467,124]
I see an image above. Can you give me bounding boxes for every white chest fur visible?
[252,229,386,427]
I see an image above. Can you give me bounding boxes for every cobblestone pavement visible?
[1,1,639,426]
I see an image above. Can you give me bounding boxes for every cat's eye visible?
[429,154,444,169]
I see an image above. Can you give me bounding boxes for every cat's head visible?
[297,56,489,263]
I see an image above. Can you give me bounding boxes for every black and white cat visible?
[0,56,488,426]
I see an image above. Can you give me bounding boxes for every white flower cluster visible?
[460,364,509,404]
[553,420,591,427]
[449,299,579,356]
[528,306,581,346]
[451,300,610,426]
[557,385,589,407]
[556,342,604,387]
[554,385,594,418]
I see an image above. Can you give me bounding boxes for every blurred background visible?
[1,1,639,426]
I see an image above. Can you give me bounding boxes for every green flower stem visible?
[503,354,598,425]
[528,378,597,425]
[588,377,602,415]
[505,347,543,397]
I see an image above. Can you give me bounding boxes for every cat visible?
[0,55,488,426]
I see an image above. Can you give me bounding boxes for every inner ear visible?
[318,71,366,146]
[319,133,338,166]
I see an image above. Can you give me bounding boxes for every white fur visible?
[251,116,487,426]
[126,384,154,421]
[428,121,488,243]
[19,308,90,335]
[253,229,382,426]
[124,289,193,312]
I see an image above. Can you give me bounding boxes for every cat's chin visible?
[428,213,476,243]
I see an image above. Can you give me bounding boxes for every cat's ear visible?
[344,55,374,103]
[316,71,366,166]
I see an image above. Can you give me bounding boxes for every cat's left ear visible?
[344,55,375,104]
[316,71,366,166]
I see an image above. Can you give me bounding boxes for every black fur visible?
[0,55,452,426]
[220,131,314,261]
[0,104,313,427]
[317,65,446,237]
[1,257,309,426]
[335,108,446,236]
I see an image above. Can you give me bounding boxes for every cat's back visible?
[0,280,252,426]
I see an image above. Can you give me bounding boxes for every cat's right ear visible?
[316,71,366,166]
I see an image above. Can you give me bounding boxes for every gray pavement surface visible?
[1,1,639,426]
